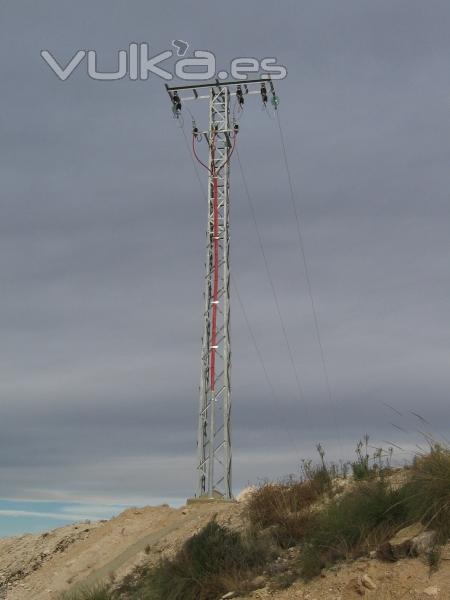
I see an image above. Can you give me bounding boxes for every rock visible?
[411,531,437,555]
[235,486,257,503]
[250,575,266,589]
[221,593,237,599]
[423,587,439,597]
[344,577,365,597]
[378,523,436,561]
[361,574,376,590]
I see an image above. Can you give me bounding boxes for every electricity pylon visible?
[166,78,279,500]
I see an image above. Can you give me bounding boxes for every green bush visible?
[298,479,408,579]
[116,519,272,600]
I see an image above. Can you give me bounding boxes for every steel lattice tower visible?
[166,78,279,500]
[199,87,232,499]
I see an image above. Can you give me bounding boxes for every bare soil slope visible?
[240,549,450,599]
[0,501,242,600]
[1,499,450,600]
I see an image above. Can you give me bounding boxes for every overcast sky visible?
[1,1,450,536]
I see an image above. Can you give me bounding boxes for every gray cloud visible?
[1,0,450,508]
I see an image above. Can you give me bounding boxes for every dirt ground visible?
[239,549,450,599]
[1,498,449,600]
[0,501,242,600]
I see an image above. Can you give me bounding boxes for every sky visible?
[1,0,450,537]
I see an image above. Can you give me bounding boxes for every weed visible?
[352,436,393,481]
[58,584,114,600]
[298,479,408,579]
[246,479,318,547]
[115,519,273,600]
[269,569,299,590]
[427,544,442,574]
[404,445,450,541]
[352,435,371,480]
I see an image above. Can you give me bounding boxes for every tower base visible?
[186,491,236,505]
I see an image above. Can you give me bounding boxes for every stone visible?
[361,574,376,590]
[411,531,437,555]
[344,577,365,596]
[250,575,266,589]
[235,486,257,503]
[423,587,439,597]
[221,593,237,599]
[378,523,436,561]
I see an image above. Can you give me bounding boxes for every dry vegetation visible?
[59,442,450,600]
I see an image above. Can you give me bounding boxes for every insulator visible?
[173,92,182,111]
[236,85,244,106]
[261,83,268,104]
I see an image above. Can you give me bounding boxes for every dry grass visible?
[60,445,450,599]
[405,445,450,541]
[115,519,273,600]
[246,479,320,547]
[58,585,114,600]
[298,479,409,579]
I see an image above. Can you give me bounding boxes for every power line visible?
[231,275,302,454]
[275,109,343,450]
[236,148,311,428]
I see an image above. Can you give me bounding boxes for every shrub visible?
[247,480,319,527]
[427,544,442,573]
[116,519,272,600]
[351,436,393,481]
[246,479,319,547]
[58,584,115,600]
[302,445,335,494]
[404,445,450,541]
[298,479,408,579]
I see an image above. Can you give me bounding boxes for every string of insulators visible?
[169,81,279,120]
[172,91,182,116]
[236,85,245,107]
[261,83,268,105]
[269,80,279,109]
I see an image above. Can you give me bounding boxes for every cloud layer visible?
[1,1,450,531]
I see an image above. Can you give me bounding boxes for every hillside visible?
[2,447,450,600]
[0,502,241,600]
[0,495,449,599]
